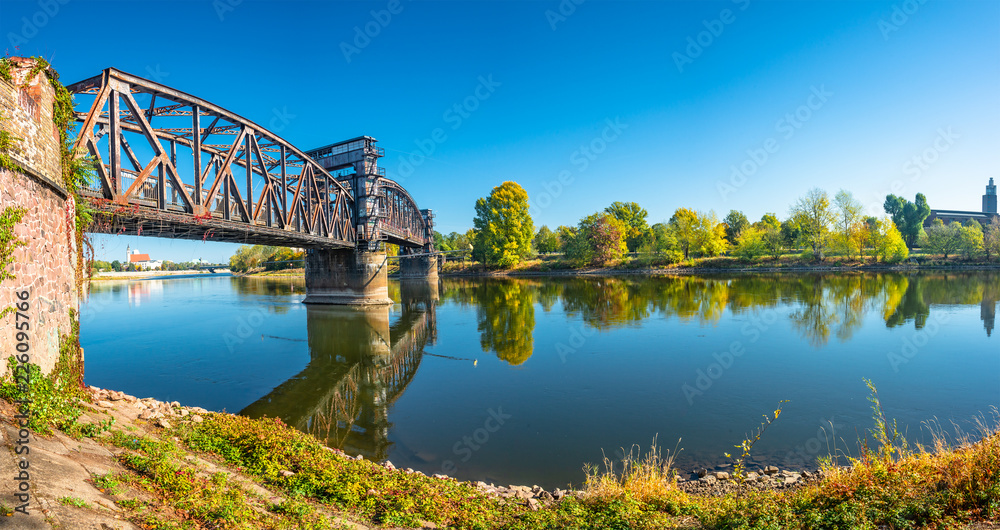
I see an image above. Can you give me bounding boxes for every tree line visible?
[462,181,1000,269]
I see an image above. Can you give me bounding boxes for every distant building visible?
[126,245,162,270]
[924,178,1000,227]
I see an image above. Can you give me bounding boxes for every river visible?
[80,271,1000,489]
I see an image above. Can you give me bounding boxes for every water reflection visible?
[438,272,997,366]
[241,279,438,461]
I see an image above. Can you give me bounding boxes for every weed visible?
[725,400,788,488]
[58,496,88,508]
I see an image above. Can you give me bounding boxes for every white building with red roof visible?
[126,245,163,270]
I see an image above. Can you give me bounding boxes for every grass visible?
[58,496,89,508]
[1,374,996,529]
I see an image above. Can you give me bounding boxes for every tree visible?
[755,212,781,231]
[111,260,122,272]
[833,190,864,259]
[723,210,750,244]
[883,193,931,248]
[984,217,1000,260]
[433,231,452,252]
[534,225,560,254]
[668,208,699,259]
[921,219,962,259]
[471,181,534,268]
[605,201,650,252]
[556,225,577,252]
[790,188,835,260]
[578,212,628,266]
[644,222,677,254]
[873,217,908,263]
[733,226,767,262]
[668,208,726,259]
[958,220,984,260]
[761,225,785,259]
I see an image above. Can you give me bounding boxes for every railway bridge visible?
[68,67,437,304]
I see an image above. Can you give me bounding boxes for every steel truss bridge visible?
[67,68,434,251]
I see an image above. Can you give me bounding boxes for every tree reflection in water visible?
[438,272,998,364]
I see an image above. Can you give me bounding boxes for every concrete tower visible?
[985,177,998,214]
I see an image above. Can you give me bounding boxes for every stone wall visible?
[0,58,77,377]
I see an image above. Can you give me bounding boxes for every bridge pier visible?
[398,254,439,281]
[303,249,392,306]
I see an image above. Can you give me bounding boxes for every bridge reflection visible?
[240,279,439,461]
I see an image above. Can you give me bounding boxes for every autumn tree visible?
[472,181,534,268]
[733,227,767,262]
[568,212,628,266]
[605,201,651,252]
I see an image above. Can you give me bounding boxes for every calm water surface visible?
[80,272,1000,489]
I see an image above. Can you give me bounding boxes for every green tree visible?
[668,208,699,259]
[723,210,750,244]
[471,181,534,268]
[605,201,650,252]
[921,219,963,259]
[790,188,835,260]
[958,220,984,260]
[110,260,122,272]
[756,212,781,231]
[534,225,560,254]
[433,231,453,252]
[733,226,767,262]
[984,217,1000,260]
[884,193,931,248]
[761,226,785,259]
[556,225,577,252]
[833,190,864,259]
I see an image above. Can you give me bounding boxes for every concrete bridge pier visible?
[398,254,439,281]
[303,248,392,305]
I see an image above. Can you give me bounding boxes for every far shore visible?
[89,269,231,281]
[234,257,1000,280]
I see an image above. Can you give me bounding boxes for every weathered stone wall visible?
[0,58,77,377]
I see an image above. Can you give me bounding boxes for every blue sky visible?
[3,0,998,262]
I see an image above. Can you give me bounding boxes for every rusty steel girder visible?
[68,68,357,248]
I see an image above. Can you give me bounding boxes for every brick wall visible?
[1,57,78,377]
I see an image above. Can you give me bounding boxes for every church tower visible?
[985,178,998,214]
[126,244,131,264]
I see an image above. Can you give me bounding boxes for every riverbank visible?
[235,255,1000,280]
[2,386,997,529]
[438,254,1000,278]
[89,270,229,281]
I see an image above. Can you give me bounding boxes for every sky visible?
[2,0,998,262]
